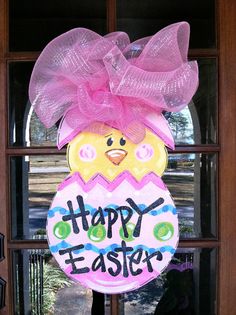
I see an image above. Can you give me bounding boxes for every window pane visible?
[164,153,217,239]
[8,62,58,147]
[12,249,108,314]
[119,248,217,315]
[9,0,107,51]
[117,0,216,48]
[10,155,69,240]
[10,153,217,240]
[8,59,217,147]
[165,59,217,145]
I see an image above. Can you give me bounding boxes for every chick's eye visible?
[120,137,126,146]
[107,137,113,146]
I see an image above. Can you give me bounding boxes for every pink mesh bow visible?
[29,22,198,149]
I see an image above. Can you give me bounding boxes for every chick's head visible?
[67,127,168,181]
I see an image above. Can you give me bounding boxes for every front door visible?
[0,0,236,314]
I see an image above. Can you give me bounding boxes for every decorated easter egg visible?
[47,127,179,293]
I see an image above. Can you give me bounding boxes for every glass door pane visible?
[10,155,68,240]
[117,0,216,47]
[9,0,107,51]
[12,249,109,314]
[119,248,217,315]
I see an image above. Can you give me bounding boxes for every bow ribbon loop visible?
[29,22,198,149]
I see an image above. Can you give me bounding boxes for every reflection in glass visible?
[8,62,58,147]
[117,0,215,48]
[12,249,108,314]
[165,107,194,145]
[11,155,69,240]
[165,58,217,145]
[192,58,217,144]
[9,0,107,51]
[29,110,57,146]
[164,153,217,238]
[119,248,217,315]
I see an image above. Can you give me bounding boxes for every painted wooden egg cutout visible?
[29,23,198,294]
[47,118,179,294]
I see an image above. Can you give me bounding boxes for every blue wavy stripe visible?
[50,240,72,253]
[150,204,177,216]
[48,204,176,218]
[48,207,68,217]
[48,204,95,218]
[50,241,176,256]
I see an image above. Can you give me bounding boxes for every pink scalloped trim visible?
[58,171,167,192]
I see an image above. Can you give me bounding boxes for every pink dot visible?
[79,144,96,162]
[135,144,154,162]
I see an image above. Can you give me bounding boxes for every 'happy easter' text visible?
[58,195,164,277]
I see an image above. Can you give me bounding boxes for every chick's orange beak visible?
[105,149,127,165]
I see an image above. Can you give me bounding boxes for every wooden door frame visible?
[0,0,236,314]
[0,0,9,314]
[218,0,236,314]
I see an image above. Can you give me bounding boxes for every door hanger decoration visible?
[29,22,198,294]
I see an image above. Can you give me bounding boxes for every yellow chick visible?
[67,127,168,182]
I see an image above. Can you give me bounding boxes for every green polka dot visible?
[153,222,174,241]
[119,222,135,242]
[88,225,106,242]
[53,222,71,239]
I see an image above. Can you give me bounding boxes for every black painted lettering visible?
[91,253,106,272]
[91,206,105,226]
[62,196,90,233]
[116,206,133,238]
[115,241,133,278]
[105,208,118,238]
[107,251,122,276]
[59,244,90,274]
[76,195,90,231]
[126,197,164,237]
[128,248,143,276]
[142,250,163,272]
[62,200,80,234]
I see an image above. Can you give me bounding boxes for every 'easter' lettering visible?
[58,241,163,277]
[59,244,90,274]
[128,248,143,276]
[92,253,106,272]
[107,251,121,276]
[142,250,163,272]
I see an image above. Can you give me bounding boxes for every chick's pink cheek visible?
[135,143,154,162]
[79,144,97,162]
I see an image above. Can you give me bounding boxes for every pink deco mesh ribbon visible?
[29,22,198,149]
